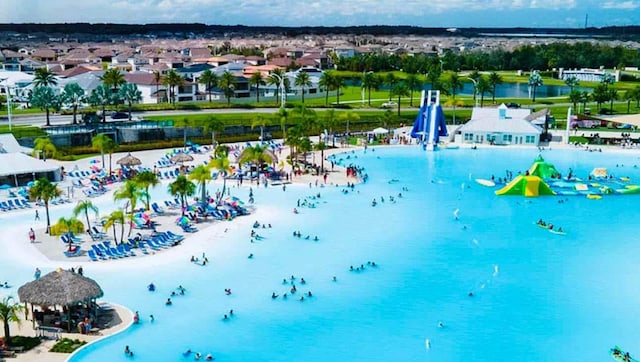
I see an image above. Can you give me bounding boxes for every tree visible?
[249,72,265,103]
[623,88,639,113]
[384,73,397,101]
[274,107,289,139]
[361,71,380,106]
[134,170,159,211]
[292,104,317,136]
[203,117,225,148]
[89,85,112,123]
[476,76,492,107]
[426,63,442,92]
[333,76,345,105]
[0,296,24,347]
[33,68,58,88]
[104,138,118,176]
[488,72,503,104]
[92,133,112,167]
[153,71,162,103]
[319,71,336,106]
[339,111,360,137]
[445,72,463,124]
[294,71,312,104]
[251,115,270,142]
[267,69,286,106]
[61,83,85,124]
[30,86,58,126]
[114,180,140,216]
[32,137,57,161]
[219,71,237,105]
[199,69,219,102]
[568,90,582,113]
[315,141,327,173]
[580,91,591,113]
[528,70,543,102]
[100,68,125,92]
[168,175,196,215]
[239,145,274,174]
[468,70,481,104]
[208,154,232,204]
[29,178,61,233]
[404,73,422,107]
[391,82,409,116]
[564,76,580,91]
[608,88,618,111]
[103,209,125,245]
[118,83,142,121]
[72,200,99,234]
[321,109,340,147]
[188,165,213,205]
[592,83,609,111]
[163,69,184,105]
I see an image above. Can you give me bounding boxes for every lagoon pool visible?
[4,146,640,361]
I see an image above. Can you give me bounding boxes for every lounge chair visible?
[165,231,185,241]
[87,250,101,262]
[152,203,165,215]
[63,246,82,257]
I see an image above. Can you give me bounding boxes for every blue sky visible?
[1,0,638,28]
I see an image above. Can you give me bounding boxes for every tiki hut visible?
[18,268,104,332]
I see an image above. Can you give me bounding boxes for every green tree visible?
[118,83,142,121]
[564,75,580,91]
[249,72,265,103]
[153,71,162,103]
[61,82,85,124]
[168,175,196,215]
[100,68,125,92]
[0,296,24,347]
[568,90,582,113]
[445,72,463,124]
[251,115,270,142]
[391,82,409,116]
[92,133,112,167]
[114,180,140,216]
[239,145,274,174]
[592,83,609,111]
[608,88,618,111]
[488,72,503,104]
[208,154,232,204]
[339,111,360,137]
[468,70,481,104]
[203,117,225,148]
[321,109,340,147]
[384,73,397,101]
[405,73,422,107]
[361,71,380,106]
[29,178,61,233]
[274,107,289,139]
[72,200,99,234]
[88,85,112,123]
[199,69,219,102]
[33,68,58,88]
[292,104,317,136]
[30,86,58,126]
[426,63,442,92]
[319,71,336,106]
[32,137,57,161]
[528,70,543,102]
[219,71,237,105]
[188,165,213,205]
[267,69,286,106]
[333,76,345,105]
[476,76,492,107]
[294,71,312,104]
[315,141,327,173]
[134,170,159,211]
[163,69,184,105]
[103,209,125,244]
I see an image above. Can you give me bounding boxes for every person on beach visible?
[35,210,40,221]
[28,228,35,242]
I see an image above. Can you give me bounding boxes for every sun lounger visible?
[165,231,185,241]
[63,246,82,257]
[152,203,165,215]
[87,250,101,262]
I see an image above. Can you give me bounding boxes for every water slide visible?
[411,90,448,150]
[495,175,556,197]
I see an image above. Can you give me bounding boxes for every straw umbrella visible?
[18,269,104,332]
[116,153,142,167]
[170,153,194,165]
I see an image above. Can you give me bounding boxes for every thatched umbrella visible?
[170,153,194,164]
[18,269,104,332]
[237,147,278,166]
[116,153,142,167]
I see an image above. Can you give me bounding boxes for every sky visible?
[0,0,639,28]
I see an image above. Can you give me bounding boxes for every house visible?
[31,48,56,62]
[454,104,542,146]
[1,50,25,71]
[124,72,167,104]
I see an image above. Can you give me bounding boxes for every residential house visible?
[31,49,56,62]
[124,72,167,104]
[454,104,542,146]
[1,50,25,71]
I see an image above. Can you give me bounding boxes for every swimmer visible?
[229,309,233,316]
[313,236,319,241]
[300,278,306,284]
[183,349,192,357]
[205,354,214,361]
[195,352,202,360]
[332,276,337,282]
[248,253,254,259]
[307,291,312,297]
[124,345,131,355]
[468,292,474,297]
[300,296,305,301]
[453,208,460,220]
[283,293,288,299]
[166,298,172,305]
[272,292,278,299]
[438,322,444,328]
[283,279,288,284]
[149,314,155,323]
[493,265,499,277]
[224,314,228,320]
[425,339,431,350]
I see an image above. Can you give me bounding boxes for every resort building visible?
[0,134,61,186]
[559,68,621,83]
[454,104,543,146]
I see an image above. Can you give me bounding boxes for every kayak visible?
[610,346,637,362]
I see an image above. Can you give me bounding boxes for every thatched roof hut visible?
[18,269,104,306]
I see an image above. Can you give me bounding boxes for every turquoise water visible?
[4,147,640,361]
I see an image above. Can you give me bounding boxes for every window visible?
[502,134,512,142]
[525,135,536,143]
[464,133,473,141]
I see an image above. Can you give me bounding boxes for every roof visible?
[459,106,542,134]
[0,134,32,154]
[602,114,640,128]
[124,72,160,86]
[525,108,551,121]
[18,268,104,306]
[0,152,60,177]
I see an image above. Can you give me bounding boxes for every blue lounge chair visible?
[87,250,101,262]
[63,246,82,257]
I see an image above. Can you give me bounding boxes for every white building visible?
[454,104,543,146]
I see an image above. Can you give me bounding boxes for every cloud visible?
[601,1,638,9]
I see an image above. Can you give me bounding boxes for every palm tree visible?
[339,111,360,137]
[569,90,582,113]
[292,104,317,136]
[608,88,618,111]
[384,73,397,101]
[426,63,442,92]
[199,69,219,102]
[239,145,274,175]
[361,71,380,106]
[405,73,422,107]
[294,71,312,104]
[114,180,140,216]
[249,72,265,103]
[268,69,286,106]
[92,133,112,166]
[168,175,196,215]
[61,83,85,124]
[163,69,184,105]
[391,83,409,116]
[29,178,61,233]
[445,72,463,124]
[321,109,340,147]
[319,71,336,106]
[32,137,57,161]
[623,88,636,113]
[30,86,58,126]
[580,91,591,113]
[89,85,112,123]
[33,68,58,88]
[104,138,118,176]
[100,68,125,92]
[118,83,142,121]
[72,200,99,233]
[476,76,492,107]
[0,296,24,347]
[274,107,289,139]
[103,210,125,244]
[488,72,503,104]
[219,71,237,105]
[153,71,162,103]
[134,170,159,211]
[564,76,580,92]
[188,165,213,205]
[251,115,270,142]
[528,70,543,102]
[203,117,225,148]
[333,76,345,105]
[208,154,232,204]
[315,141,327,173]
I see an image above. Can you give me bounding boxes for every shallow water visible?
[3,146,640,361]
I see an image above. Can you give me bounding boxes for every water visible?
[2,147,640,361]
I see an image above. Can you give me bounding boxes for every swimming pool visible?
[5,146,640,361]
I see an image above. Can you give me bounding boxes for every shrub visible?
[49,338,87,353]
[7,336,41,351]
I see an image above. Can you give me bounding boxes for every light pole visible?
[465,77,478,108]
[271,73,286,109]
[0,78,12,131]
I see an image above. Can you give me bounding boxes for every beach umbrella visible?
[27,181,36,187]
[171,153,194,164]
[116,153,142,167]
[89,159,101,164]
[176,216,190,226]
[0,184,11,189]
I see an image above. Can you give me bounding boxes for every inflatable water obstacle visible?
[486,155,640,198]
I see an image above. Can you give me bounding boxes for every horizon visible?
[1,1,639,29]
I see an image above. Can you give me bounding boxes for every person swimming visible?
[166,298,172,305]
[272,292,278,299]
[248,253,254,259]
[195,352,202,360]
[205,354,214,361]
[148,283,155,291]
